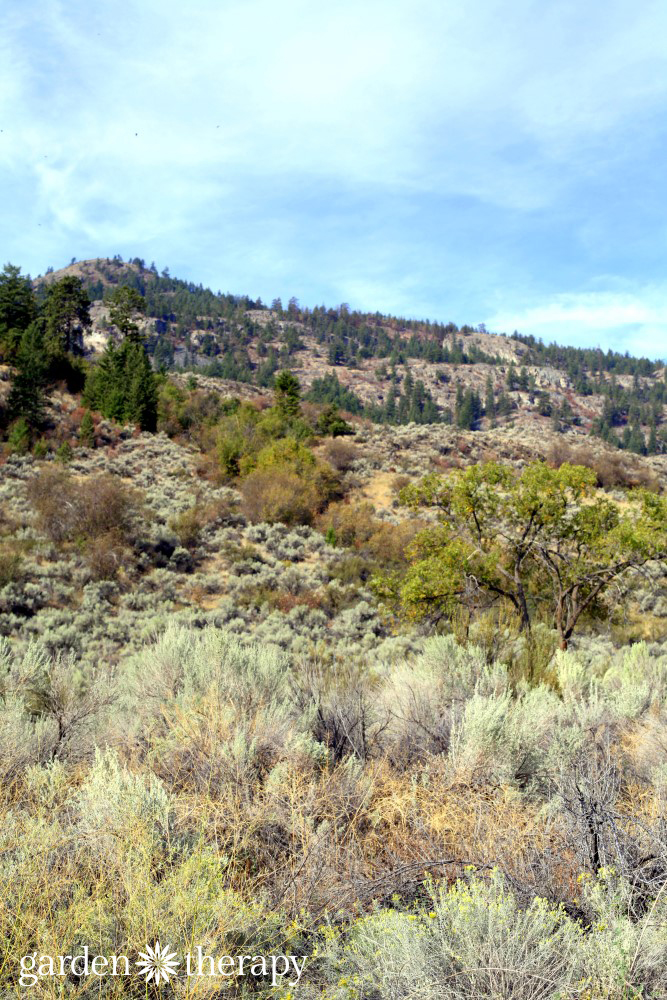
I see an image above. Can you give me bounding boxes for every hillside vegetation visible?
[1,258,667,996]
[7,256,666,451]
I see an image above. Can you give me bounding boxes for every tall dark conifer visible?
[7,322,47,430]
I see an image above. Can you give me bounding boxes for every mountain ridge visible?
[32,257,667,453]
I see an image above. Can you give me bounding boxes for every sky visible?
[2,0,667,359]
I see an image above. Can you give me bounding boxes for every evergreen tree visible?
[124,341,158,430]
[7,322,47,431]
[484,376,495,419]
[274,370,301,418]
[456,388,482,430]
[0,263,36,360]
[455,383,464,415]
[79,410,95,447]
[316,404,354,437]
[107,285,145,342]
[83,337,157,431]
[384,384,397,422]
[43,276,91,359]
[627,423,646,455]
[648,423,658,455]
[84,341,123,419]
[536,391,553,416]
[306,373,365,414]
[506,362,519,391]
[153,336,174,371]
[496,391,513,417]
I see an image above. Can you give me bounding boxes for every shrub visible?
[251,437,317,476]
[169,505,205,548]
[331,870,584,1000]
[321,438,358,470]
[547,440,659,491]
[55,440,73,463]
[239,438,341,526]
[241,467,322,525]
[7,418,30,454]
[322,501,378,548]
[27,467,143,544]
[0,547,22,587]
[83,530,129,580]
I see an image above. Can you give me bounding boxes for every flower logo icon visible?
[136,941,179,984]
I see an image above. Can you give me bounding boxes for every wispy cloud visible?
[486,285,667,360]
[1,0,666,351]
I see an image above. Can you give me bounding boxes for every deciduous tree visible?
[383,461,667,649]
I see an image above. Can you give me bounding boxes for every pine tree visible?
[648,423,658,455]
[506,362,518,391]
[79,410,95,447]
[107,286,145,342]
[484,376,495,420]
[456,388,481,430]
[536,391,553,416]
[497,391,513,417]
[124,341,157,431]
[0,264,36,360]
[274,370,301,418]
[7,322,47,431]
[627,423,646,455]
[384,384,397,422]
[42,276,91,359]
[83,337,157,431]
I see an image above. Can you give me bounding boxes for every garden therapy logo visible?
[19,942,306,988]
[135,941,179,985]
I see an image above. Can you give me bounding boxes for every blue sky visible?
[2,0,667,358]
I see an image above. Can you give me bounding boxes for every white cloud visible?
[2,0,667,357]
[486,286,667,359]
[6,0,667,196]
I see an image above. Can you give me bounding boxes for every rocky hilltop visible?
[36,257,667,453]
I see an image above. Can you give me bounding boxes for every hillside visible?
[37,257,667,453]
[3,256,667,996]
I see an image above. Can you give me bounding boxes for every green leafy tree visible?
[42,276,91,359]
[384,461,667,649]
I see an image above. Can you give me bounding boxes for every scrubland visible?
[2,380,667,997]
[5,627,667,997]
